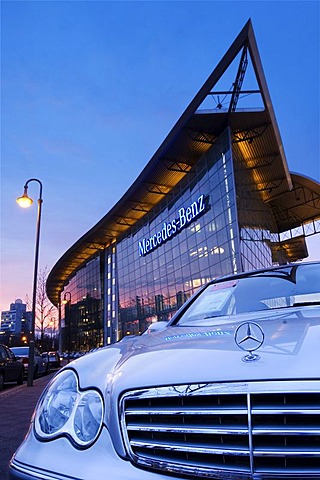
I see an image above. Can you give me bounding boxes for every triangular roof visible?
[47,19,320,305]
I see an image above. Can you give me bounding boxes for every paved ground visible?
[0,373,55,480]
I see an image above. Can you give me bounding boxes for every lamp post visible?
[62,292,71,363]
[58,299,62,355]
[17,178,43,387]
[50,318,55,349]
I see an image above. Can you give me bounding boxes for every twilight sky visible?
[1,0,319,311]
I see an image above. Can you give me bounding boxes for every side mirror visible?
[145,321,168,334]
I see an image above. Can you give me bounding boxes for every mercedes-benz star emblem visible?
[234,322,265,362]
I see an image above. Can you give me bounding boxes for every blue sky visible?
[1,0,319,310]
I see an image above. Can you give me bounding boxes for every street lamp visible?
[17,178,43,387]
[62,292,71,363]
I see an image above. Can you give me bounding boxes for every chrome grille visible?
[120,381,320,479]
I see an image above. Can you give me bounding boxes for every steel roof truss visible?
[114,216,137,226]
[163,160,193,173]
[84,242,106,250]
[129,202,153,213]
[273,204,302,224]
[245,153,278,169]
[145,183,171,195]
[228,44,249,113]
[210,90,261,96]
[232,124,269,143]
[292,186,320,210]
[243,178,285,194]
[184,127,217,145]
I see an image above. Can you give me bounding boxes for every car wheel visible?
[0,373,4,391]
[33,366,38,379]
[17,370,24,385]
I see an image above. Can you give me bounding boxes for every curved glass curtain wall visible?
[116,128,240,338]
[232,147,279,271]
[61,256,102,352]
[58,127,280,349]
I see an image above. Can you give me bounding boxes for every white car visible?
[10,262,320,479]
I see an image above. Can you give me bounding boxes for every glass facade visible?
[61,256,102,351]
[60,127,281,350]
[232,147,279,271]
[116,128,240,338]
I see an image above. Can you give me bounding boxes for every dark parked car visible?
[10,346,49,378]
[0,343,24,390]
[9,262,320,479]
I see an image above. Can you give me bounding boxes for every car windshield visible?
[177,263,320,326]
[11,347,29,355]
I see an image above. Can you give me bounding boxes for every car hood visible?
[70,306,320,394]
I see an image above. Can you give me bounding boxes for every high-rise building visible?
[1,299,31,335]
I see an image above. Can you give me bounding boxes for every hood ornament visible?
[234,322,265,362]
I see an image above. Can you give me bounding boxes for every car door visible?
[0,345,18,382]
[6,347,22,381]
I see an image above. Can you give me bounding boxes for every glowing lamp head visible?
[17,186,33,208]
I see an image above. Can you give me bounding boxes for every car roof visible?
[209,261,319,285]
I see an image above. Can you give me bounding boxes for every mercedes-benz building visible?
[46,20,320,351]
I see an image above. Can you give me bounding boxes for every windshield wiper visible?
[293,301,320,307]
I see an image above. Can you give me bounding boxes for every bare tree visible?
[26,266,58,343]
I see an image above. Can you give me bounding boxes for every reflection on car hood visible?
[69,306,320,393]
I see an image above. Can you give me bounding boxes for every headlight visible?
[34,369,104,448]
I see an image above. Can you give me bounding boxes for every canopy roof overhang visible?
[47,20,320,306]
